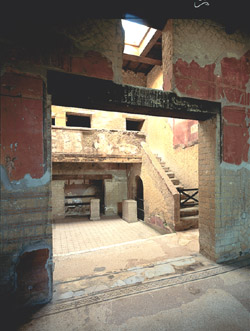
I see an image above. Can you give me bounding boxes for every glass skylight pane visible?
[122,19,149,46]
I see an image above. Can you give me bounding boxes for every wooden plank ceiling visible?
[122,30,162,75]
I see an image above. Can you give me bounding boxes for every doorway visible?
[136,176,144,221]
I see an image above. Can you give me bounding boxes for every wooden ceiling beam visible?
[123,53,162,66]
[140,30,162,57]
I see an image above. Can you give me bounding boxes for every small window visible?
[126,119,144,131]
[66,114,91,128]
[52,117,55,125]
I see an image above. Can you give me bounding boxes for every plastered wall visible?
[163,19,250,261]
[122,60,198,189]
[127,146,179,233]
[145,116,198,188]
[0,19,124,304]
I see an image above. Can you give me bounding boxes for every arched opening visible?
[136,176,144,221]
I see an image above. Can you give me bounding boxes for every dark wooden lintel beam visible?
[47,70,221,121]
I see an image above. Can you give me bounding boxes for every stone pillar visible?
[90,199,100,220]
[122,200,138,223]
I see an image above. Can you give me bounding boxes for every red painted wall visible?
[0,72,44,180]
[50,51,113,80]
[173,119,198,148]
[171,52,250,165]
[0,50,114,183]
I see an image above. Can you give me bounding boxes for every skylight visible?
[122,19,150,47]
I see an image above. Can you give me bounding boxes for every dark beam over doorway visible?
[47,70,220,120]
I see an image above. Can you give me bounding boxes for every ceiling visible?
[122,30,162,75]
[1,1,250,78]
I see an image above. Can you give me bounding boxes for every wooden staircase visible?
[155,155,199,230]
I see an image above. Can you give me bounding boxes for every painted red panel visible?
[223,125,249,165]
[223,106,249,164]
[174,76,216,101]
[174,59,216,83]
[223,88,246,105]
[1,73,43,99]
[221,57,249,89]
[1,96,44,180]
[223,106,247,125]
[71,51,113,80]
[173,120,198,148]
[50,55,71,72]
[174,77,193,95]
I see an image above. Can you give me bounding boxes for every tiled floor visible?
[53,216,162,256]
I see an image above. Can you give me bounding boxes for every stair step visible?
[180,206,199,217]
[180,215,199,224]
[171,178,180,185]
[176,215,199,231]
[163,167,170,171]
[181,201,198,207]
[166,172,174,178]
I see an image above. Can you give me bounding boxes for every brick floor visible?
[53,216,162,256]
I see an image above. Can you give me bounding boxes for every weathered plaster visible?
[0,165,50,191]
[220,161,250,171]
[173,19,250,69]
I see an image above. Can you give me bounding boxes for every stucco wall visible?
[127,145,179,233]
[163,19,250,261]
[147,65,163,90]
[145,116,198,189]
[0,18,124,304]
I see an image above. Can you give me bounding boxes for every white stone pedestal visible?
[122,200,138,223]
[90,199,100,220]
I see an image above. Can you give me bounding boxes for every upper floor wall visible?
[51,106,147,163]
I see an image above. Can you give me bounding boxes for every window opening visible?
[122,19,150,47]
[66,114,91,128]
[126,119,144,131]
